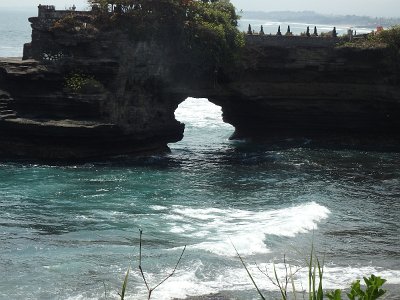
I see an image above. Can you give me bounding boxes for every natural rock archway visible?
[1,7,400,160]
[173,97,234,141]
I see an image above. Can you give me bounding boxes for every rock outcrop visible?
[212,36,400,141]
[1,7,400,160]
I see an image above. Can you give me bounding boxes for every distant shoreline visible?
[241,10,400,28]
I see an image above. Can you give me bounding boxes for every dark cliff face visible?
[1,13,400,160]
[211,36,400,143]
[0,14,192,160]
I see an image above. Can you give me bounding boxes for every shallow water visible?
[0,10,399,300]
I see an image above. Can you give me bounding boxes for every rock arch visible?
[1,29,400,159]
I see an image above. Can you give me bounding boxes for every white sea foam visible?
[65,297,99,300]
[150,205,168,211]
[165,201,331,256]
[242,263,400,291]
[121,261,249,300]
[121,262,400,300]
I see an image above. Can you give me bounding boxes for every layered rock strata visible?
[213,36,400,141]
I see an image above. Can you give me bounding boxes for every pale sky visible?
[233,0,400,18]
[0,0,399,18]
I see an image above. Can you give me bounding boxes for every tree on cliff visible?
[86,0,244,76]
[183,0,244,74]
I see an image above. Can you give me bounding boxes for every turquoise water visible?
[1,10,400,300]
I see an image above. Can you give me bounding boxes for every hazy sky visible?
[233,0,400,18]
[1,0,399,18]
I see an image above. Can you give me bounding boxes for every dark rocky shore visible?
[1,6,399,160]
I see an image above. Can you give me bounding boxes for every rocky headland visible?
[0,4,399,160]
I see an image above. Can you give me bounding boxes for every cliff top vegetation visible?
[338,25,400,51]
[71,0,244,76]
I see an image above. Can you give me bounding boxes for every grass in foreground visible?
[232,240,387,300]
[119,229,186,300]
[116,231,387,299]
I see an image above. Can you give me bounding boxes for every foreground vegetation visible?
[116,231,388,300]
[234,242,387,300]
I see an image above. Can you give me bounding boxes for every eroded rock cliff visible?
[1,7,400,160]
[211,36,400,141]
[0,20,188,160]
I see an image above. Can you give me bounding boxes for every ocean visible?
[0,9,399,300]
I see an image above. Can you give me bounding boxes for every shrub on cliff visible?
[51,14,97,34]
[374,25,400,51]
[373,26,400,69]
[64,72,104,94]
[337,26,400,52]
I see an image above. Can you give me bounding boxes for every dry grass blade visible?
[138,229,150,292]
[230,239,266,300]
[289,265,297,300]
[103,281,108,300]
[273,263,287,300]
[138,229,186,300]
[151,245,187,292]
[316,256,324,300]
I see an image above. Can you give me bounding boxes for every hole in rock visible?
[171,97,234,150]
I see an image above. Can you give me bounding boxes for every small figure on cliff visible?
[247,24,252,35]
[306,26,311,37]
[332,27,337,38]
[260,25,265,35]
[277,25,282,36]
[313,26,318,36]
[348,29,354,41]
